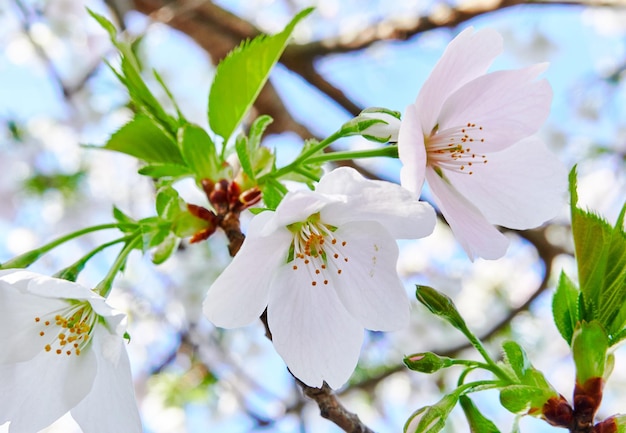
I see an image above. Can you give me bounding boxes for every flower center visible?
[288,214,349,287]
[426,122,488,175]
[34,301,97,356]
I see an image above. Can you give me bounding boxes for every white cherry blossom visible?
[203,167,436,388]
[398,27,567,260]
[0,269,141,433]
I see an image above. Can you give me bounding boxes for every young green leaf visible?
[235,134,254,180]
[552,271,580,345]
[572,320,609,385]
[179,124,220,180]
[98,115,185,165]
[237,114,275,181]
[499,385,549,414]
[569,167,626,340]
[597,203,626,338]
[459,395,501,433]
[89,10,179,136]
[208,8,313,144]
[86,8,117,39]
[501,341,531,381]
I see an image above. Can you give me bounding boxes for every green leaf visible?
[499,385,547,414]
[179,124,220,180]
[120,58,179,135]
[235,134,254,179]
[552,271,580,345]
[598,203,626,337]
[208,8,313,144]
[87,8,116,39]
[572,320,609,385]
[153,68,185,121]
[138,163,193,179]
[501,341,531,381]
[99,115,185,165]
[459,396,501,433]
[248,114,273,153]
[569,167,626,339]
[233,115,276,187]
[89,10,179,137]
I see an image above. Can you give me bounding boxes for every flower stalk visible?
[0,223,132,270]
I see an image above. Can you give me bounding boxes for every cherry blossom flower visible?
[0,269,141,433]
[398,27,567,260]
[203,167,436,388]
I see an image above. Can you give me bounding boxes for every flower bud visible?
[341,107,402,143]
[403,352,452,374]
[415,285,468,333]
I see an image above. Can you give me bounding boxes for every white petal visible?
[414,27,503,132]
[427,168,509,260]
[0,343,97,432]
[0,269,40,289]
[447,136,567,229]
[318,167,436,239]
[26,273,99,301]
[268,264,363,389]
[203,211,292,328]
[438,64,552,153]
[398,104,428,195]
[72,327,142,433]
[0,282,68,364]
[263,190,340,234]
[330,221,410,331]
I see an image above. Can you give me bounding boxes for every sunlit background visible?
[1,0,626,432]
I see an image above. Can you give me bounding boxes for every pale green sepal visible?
[151,233,180,265]
[459,395,501,433]
[405,393,459,433]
